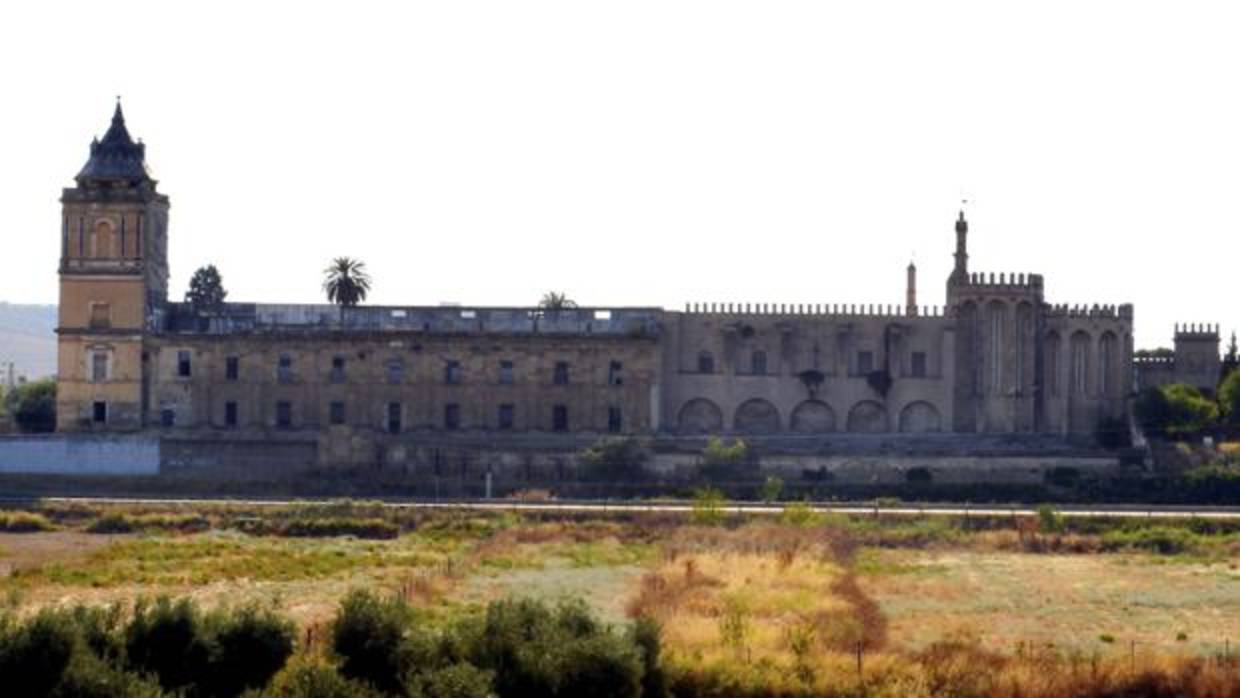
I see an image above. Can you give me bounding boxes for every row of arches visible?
[677,398,942,435]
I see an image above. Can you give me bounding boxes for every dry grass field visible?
[1,500,1238,696]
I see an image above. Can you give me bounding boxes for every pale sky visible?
[1,1,1236,349]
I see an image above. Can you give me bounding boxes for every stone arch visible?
[1070,330,1092,396]
[677,398,723,435]
[91,220,114,259]
[846,400,890,433]
[790,400,836,433]
[733,398,781,434]
[898,401,942,433]
[1099,331,1119,397]
[1045,331,1062,396]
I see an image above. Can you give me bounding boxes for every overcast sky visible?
[1,1,1236,348]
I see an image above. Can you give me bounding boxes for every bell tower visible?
[56,101,169,431]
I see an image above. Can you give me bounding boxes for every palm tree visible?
[538,291,577,310]
[323,257,372,311]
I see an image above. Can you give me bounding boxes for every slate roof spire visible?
[75,98,154,185]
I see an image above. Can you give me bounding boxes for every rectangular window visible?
[92,352,108,382]
[329,401,346,425]
[177,350,192,378]
[444,360,462,385]
[386,359,405,384]
[444,403,461,430]
[498,360,514,385]
[277,355,293,383]
[857,351,874,375]
[92,401,107,424]
[89,303,111,329]
[224,401,238,428]
[498,403,515,430]
[608,406,622,433]
[160,409,175,427]
[387,402,402,434]
[552,404,569,432]
[276,401,292,428]
[330,356,346,383]
[608,361,624,386]
[911,351,927,378]
[553,361,570,385]
[225,356,240,381]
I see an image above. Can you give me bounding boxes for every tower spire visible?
[951,208,969,284]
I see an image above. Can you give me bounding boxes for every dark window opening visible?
[329,401,346,425]
[911,351,927,378]
[498,403,515,430]
[751,351,767,375]
[277,355,294,383]
[608,406,622,433]
[386,359,404,384]
[331,356,346,383]
[276,401,292,429]
[698,351,714,374]
[92,401,107,424]
[387,402,402,434]
[177,350,192,378]
[608,361,624,385]
[444,403,461,430]
[552,404,569,432]
[160,409,175,427]
[225,356,240,381]
[92,352,108,382]
[224,401,238,428]
[444,360,462,385]
[553,361,569,385]
[857,351,874,375]
[499,360,514,385]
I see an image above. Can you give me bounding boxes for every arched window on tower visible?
[91,220,114,259]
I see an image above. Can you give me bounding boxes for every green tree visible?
[3,379,56,433]
[323,258,372,308]
[538,291,577,310]
[184,264,227,314]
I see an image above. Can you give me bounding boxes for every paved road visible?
[10,495,1240,520]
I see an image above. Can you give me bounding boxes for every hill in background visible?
[0,302,57,380]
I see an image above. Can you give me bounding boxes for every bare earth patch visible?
[863,548,1240,655]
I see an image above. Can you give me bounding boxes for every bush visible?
[1100,526,1198,554]
[331,590,416,694]
[629,617,669,698]
[281,518,399,540]
[409,663,495,698]
[702,438,748,467]
[264,658,383,698]
[124,597,213,692]
[209,605,296,697]
[778,501,824,528]
[689,488,727,526]
[3,379,55,433]
[1036,504,1064,534]
[0,511,56,532]
[0,607,80,696]
[86,514,136,534]
[1221,369,1240,424]
[1137,384,1220,437]
[759,476,783,503]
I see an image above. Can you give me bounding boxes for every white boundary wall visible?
[0,436,159,475]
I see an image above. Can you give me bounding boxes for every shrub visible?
[409,663,495,698]
[689,488,727,526]
[281,518,399,540]
[209,605,296,697]
[580,438,650,482]
[124,597,213,692]
[3,379,56,433]
[0,607,80,696]
[86,514,135,534]
[1100,526,1198,554]
[702,438,748,467]
[0,511,56,532]
[331,590,416,694]
[1035,504,1064,534]
[264,658,383,698]
[759,476,783,503]
[629,617,668,698]
[51,652,165,698]
[778,501,824,528]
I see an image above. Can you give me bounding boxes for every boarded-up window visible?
[89,303,111,329]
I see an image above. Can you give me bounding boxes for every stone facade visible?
[1133,324,1222,393]
[57,107,1139,451]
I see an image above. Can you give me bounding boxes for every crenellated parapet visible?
[1174,322,1220,338]
[681,302,946,318]
[959,272,1044,291]
[1045,303,1134,320]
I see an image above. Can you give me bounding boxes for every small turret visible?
[949,210,968,285]
[906,260,917,316]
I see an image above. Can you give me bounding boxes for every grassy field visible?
[0,500,1238,695]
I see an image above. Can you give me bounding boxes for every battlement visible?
[1045,303,1134,320]
[161,303,663,337]
[681,302,945,318]
[1133,354,1175,366]
[961,272,1044,290]
[1174,322,1220,338]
